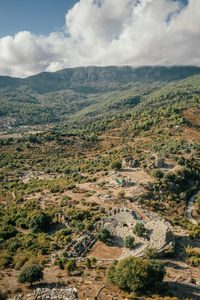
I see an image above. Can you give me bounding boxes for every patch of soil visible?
[183,127,200,143]
[182,108,200,126]
[88,241,122,259]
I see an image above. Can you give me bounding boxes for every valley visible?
[0,66,200,299]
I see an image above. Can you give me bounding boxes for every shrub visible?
[163,246,175,258]
[64,259,76,275]
[106,256,165,294]
[29,212,51,233]
[18,263,43,286]
[186,246,200,267]
[54,258,65,269]
[0,251,12,269]
[150,169,163,179]
[124,236,135,249]
[90,257,97,266]
[96,227,111,243]
[0,224,17,240]
[133,223,146,237]
[144,247,158,259]
[111,161,122,170]
[86,258,91,268]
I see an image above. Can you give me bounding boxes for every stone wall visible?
[11,288,78,300]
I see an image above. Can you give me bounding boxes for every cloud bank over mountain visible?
[0,0,199,77]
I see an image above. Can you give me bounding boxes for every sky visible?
[0,0,199,78]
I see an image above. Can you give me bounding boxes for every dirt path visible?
[186,191,200,225]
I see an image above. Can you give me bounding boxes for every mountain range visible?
[1,65,200,129]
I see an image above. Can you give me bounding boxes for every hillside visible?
[0,66,200,299]
[1,65,200,130]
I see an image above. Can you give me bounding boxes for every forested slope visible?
[0,66,200,129]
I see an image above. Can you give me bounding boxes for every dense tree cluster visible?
[106,256,165,294]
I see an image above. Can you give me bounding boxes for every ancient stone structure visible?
[34,288,78,300]
[122,156,136,168]
[148,157,165,169]
[12,288,79,300]
[149,161,156,169]
[102,209,174,258]
[156,158,165,168]
[66,233,96,258]
[111,174,134,187]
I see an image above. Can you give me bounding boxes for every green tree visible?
[18,264,43,286]
[86,257,91,269]
[111,161,122,170]
[150,169,163,179]
[106,256,165,294]
[64,259,76,275]
[29,212,51,233]
[124,236,135,249]
[96,227,111,243]
[133,222,146,237]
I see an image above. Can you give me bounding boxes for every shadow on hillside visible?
[164,261,188,270]
[120,168,136,173]
[108,235,124,248]
[47,223,66,235]
[174,234,200,260]
[162,281,200,300]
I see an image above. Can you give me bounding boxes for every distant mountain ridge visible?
[1,65,200,129]
[1,66,200,94]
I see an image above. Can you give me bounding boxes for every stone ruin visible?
[34,288,78,300]
[122,156,137,168]
[111,174,134,187]
[149,157,165,169]
[65,233,96,258]
[12,288,78,300]
[156,158,165,168]
[102,209,174,258]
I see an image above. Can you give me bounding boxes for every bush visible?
[144,247,158,259]
[124,236,135,249]
[106,256,165,294]
[163,246,175,258]
[186,246,200,267]
[150,169,163,179]
[64,259,76,274]
[96,227,111,243]
[133,223,146,237]
[0,251,12,269]
[90,257,97,266]
[18,263,43,286]
[0,224,17,240]
[86,257,91,268]
[29,212,51,233]
[111,161,122,170]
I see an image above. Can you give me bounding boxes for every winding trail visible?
[186,191,200,225]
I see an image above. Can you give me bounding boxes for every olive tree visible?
[18,264,43,286]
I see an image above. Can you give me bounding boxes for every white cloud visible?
[0,0,199,77]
